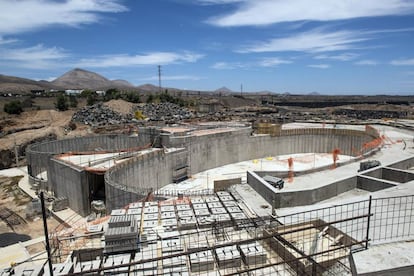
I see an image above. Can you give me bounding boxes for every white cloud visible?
[1,44,67,61]
[212,57,291,70]
[354,60,379,66]
[259,57,292,67]
[0,0,127,35]
[0,44,68,69]
[0,36,18,45]
[314,53,358,61]
[239,29,368,53]
[196,0,244,4]
[76,52,204,67]
[207,0,414,27]
[0,47,203,70]
[140,75,202,81]
[390,58,414,66]
[211,62,245,70]
[308,64,330,69]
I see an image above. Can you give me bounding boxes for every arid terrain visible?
[0,175,62,251]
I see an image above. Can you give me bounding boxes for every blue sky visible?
[1,0,414,94]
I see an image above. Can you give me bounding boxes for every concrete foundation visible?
[27,126,380,215]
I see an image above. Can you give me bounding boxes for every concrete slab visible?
[216,191,231,197]
[210,207,227,215]
[218,195,233,202]
[143,206,158,214]
[223,201,239,208]
[177,210,194,218]
[195,209,211,216]
[129,202,143,209]
[161,211,176,219]
[176,204,191,211]
[161,218,178,229]
[207,202,223,209]
[205,196,220,203]
[190,197,205,204]
[127,208,142,215]
[352,241,414,275]
[111,209,126,216]
[211,214,231,223]
[192,203,208,210]
[189,250,215,272]
[161,239,184,254]
[197,216,213,227]
[160,205,175,212]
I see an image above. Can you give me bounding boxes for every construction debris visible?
[134,102,194,122]
[71,103,133,126]
[72,102,194,126]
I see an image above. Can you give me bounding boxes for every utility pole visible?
[13,135,18,167]
[40,192,53,276]
[158,65,162,94]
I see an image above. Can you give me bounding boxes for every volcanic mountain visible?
[51,68,134,90]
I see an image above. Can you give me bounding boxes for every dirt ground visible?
[0,176,64,251]
[0,109,90,150]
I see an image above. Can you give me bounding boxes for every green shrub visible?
[4,100,23,114]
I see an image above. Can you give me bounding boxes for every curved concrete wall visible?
[26,125,380,214]
[105,127,380,211]
[105,149,188,210]
[164,127,376,175]
[26,129,157,179]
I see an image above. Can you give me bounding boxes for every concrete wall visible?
[246,171,279,206]
[357,176,396,192]
[272,176,357,208]
[361,167,414,184]
[388,156,414,171]
[29,126,380,215]
[214,178,241,192]
[106,127,379,212]
[105,149,188,211]
[48,158,90,216]
[164,127,377,176]
[26,131,156,180]
[382,168,414,183]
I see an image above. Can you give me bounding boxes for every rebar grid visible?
[47,194,414,275]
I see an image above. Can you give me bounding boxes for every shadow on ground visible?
[0,232,31,247]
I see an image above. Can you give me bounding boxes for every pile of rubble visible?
[72,102,195,126]
[72,103,133,126]
[136,103,194,122]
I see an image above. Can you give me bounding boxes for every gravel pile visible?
[136,103,194,122]
[72,103,133,126]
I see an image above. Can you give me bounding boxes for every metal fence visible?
[43,194,414,275]
[370,195,414,243]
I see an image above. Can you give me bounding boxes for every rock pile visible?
[72,103,133,126]
[72,102,194,126]
[136,103,194,122]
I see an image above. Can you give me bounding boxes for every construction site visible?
[1,121,414,275]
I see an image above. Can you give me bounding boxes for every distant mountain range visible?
[1,68,319,95]
[0,68,136,93]
[0,68,262,95]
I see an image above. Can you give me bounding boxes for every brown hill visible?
[52,68,114,89]
[0,74,57,93]
[112,79,134,87]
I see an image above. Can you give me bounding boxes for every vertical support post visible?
[365,195,372,249]
[158,65,162,94]
[14,136,19,167]
[40,192,54,276]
